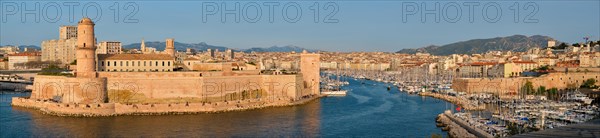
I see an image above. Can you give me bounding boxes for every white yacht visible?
[563,90,594,104]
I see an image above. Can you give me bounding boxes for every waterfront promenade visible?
[512,118,600,138]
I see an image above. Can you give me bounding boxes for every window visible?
[114,61,116,66]
[107,61,110,66]
[155,61,158,66]
[126,61,129,66]
[101,61,104,66]
[168,61,171,66]
[162,61,165,66]
[138,61,140,66]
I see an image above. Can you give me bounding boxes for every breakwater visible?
[419,92,485,110]
[436,111,477,138]
[438,110,494,138]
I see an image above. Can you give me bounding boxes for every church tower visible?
[140,39,146,53]
[76,18,97,78]
[165,38,175,57]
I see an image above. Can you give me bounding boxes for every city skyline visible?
[1,1,599,52]
[2,1,600,136]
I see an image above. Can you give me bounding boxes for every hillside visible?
[123,42,319,52]
[122,42,228,51]
[396,35,555,55]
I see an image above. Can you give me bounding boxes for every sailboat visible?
[321,71,347,96]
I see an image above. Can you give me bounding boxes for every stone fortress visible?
[12,18,321,116]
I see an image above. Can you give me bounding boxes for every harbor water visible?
[1,76,455,137]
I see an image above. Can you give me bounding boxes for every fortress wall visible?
[99,72,204,103]
[261,75,302,99]
[97,72,303,104]
[29,72,307,104]
[452,73,600,97]
[30,75,107,104]
[232,70,261,75]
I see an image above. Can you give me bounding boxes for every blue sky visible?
[1,0,599,52]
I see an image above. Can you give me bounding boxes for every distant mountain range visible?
[123,42,229,52]
[0,45,41,51]
[4,35,556,54]
[122,42,319,53]
[396,35,556,55]
[241,45,317,53]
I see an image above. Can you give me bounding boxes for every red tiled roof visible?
[513,60,537,64]
[470,62,497,66]
[184,57,199,60]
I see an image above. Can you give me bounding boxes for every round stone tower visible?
[76,18,97,78]
[165,38,175,57]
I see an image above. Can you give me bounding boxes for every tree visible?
[581,78,598,88]
[523,81,535,95]
[537,86,546,95]
[553,42,569,49]
[548,88,558,100]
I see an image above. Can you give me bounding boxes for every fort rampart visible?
[452,72,600,98]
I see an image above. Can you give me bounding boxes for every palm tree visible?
[548,88,558,101]
[523,81,535,95]
[537,86,546,96]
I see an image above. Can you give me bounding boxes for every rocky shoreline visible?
[436,112,477,138]
[12,95,323,117]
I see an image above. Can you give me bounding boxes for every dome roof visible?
[78,17,95,25]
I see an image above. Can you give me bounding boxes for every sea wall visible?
[452,72,600,96]
[27,71,314,105]
[11,97,116,116]
[12,94,321,116]
[20,68,319,116]
[442,111,494,138]
[436,113,476,138]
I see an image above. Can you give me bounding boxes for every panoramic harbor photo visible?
[1,0,600,137]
